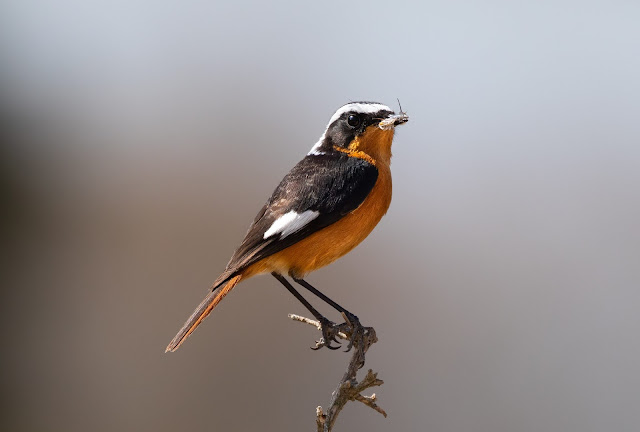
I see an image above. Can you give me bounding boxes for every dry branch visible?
[288,313,386,432]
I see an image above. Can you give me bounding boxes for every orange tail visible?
[165,275,242,352]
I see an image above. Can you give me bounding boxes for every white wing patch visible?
[263,210,320,239]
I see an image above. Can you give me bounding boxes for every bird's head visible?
[309,101,409,166]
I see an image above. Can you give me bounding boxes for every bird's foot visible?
[310,313,375,357]
[338,312,365,352]
[312,316,343,350]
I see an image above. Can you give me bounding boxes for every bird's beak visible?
[378,111,409,130]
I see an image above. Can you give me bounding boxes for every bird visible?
[166,101,408,352]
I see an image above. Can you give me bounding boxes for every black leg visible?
[292,277,354,317]
[272,273,323,320]
[271,272,341,350]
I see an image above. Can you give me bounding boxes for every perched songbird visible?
[166,101,408,352]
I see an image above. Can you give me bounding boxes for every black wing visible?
[212,152,378,287]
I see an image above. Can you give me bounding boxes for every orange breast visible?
[243,163,392,279]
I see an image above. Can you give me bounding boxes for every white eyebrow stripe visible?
[327,103,392,125]
[307,103,392,155]
[263,210,320,239]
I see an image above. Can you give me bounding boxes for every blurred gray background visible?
[2,1,639,431]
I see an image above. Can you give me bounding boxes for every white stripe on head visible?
[307,102,392,156]
[327,102,393,126]
[263,210,320,239]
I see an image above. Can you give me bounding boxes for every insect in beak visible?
[378,112,409,130]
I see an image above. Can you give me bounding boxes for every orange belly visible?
[242,164,392,279]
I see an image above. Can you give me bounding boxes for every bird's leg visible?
[271,273,341,350]
[292,277,366,352]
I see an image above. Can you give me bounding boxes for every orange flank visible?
[242,163,391,278]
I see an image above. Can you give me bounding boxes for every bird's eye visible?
[347,114,361,128]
